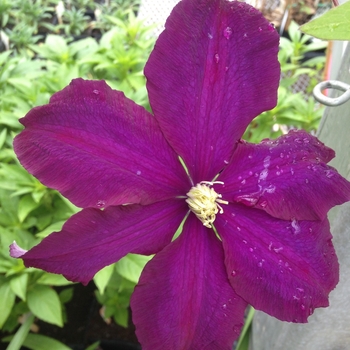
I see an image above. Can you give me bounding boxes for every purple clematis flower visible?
[10,0,350,348]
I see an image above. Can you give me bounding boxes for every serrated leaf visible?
[0,281,16,328]
[23,333,72,350]
[27,285,63,326]
[115,254,151,284]
[9,274,28,301]
[93,264,115,295]
[300,2,350,40]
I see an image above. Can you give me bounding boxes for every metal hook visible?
[313,80,350,107]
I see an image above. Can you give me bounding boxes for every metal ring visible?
[313,80,350,106]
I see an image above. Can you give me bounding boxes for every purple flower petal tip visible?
[10,241,28,258]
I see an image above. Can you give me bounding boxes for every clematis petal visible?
[215,203,339,323]
[218,130,350,221]
[14,79,190,209]
[145,0,280,183]
[131,214,247,350]
[10,199,187,285]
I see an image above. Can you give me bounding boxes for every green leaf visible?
[300,2,350,40]
[22,333,72,350]
[5,313,35,350]
[115,254,151,283]
[35,221,66,239]
[36,273,72,286]
[17,194,39,222]
[85,341,100,350]
[27,285,63,326]
[93,264,115,295]
[59,287,74,304]
[0,128,7,149]
[9,274,28,301]
[0,281,16,328]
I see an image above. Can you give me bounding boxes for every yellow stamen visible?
[186,181,228,228]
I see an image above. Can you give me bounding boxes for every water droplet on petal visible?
[280,153,284,158]
[223,26,232,39]
[224,159,229,164]
[214,53,220,63]
[222,303,227,309]
[136,170,141,176]
[291,219,300,234]
[268,22,275,32]
[301,304,306,310]
[258,26,263,32]
[231,270,237,277]
[260,200,267,208]
[263,155,271,168]
[208,33,213,39]
[273,246,283,253]
[296,287,304,293]
[325,169,335,178]
[258,259,265,267]
[93,90,99,95]
[96,200,106,208]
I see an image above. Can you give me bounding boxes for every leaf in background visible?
[27,285,63,326]
[35,221,66,239]
[4,313,35,350]
[0,128,7,149]
[94,264,115,295]
[17,194,39,222]
[300,1,350,40]
[115,254,151,284]
[36,272,72,286]
[9,274,28,301]
[22,333,72,350]
[0,281,16,328]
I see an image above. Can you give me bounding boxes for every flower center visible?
[186,181,228,228]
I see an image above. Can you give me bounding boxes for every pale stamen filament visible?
[186,181,228,228]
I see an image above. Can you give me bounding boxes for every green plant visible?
[5,23,42,52]
[0,9,157,346]
[58,6,90,36]
[0,0,12,28]
[11,0,54,34]
[244,21,326,143]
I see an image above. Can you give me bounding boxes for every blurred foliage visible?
[0,2,154,348]
[244,21,327,143]
[0,1,327,349]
